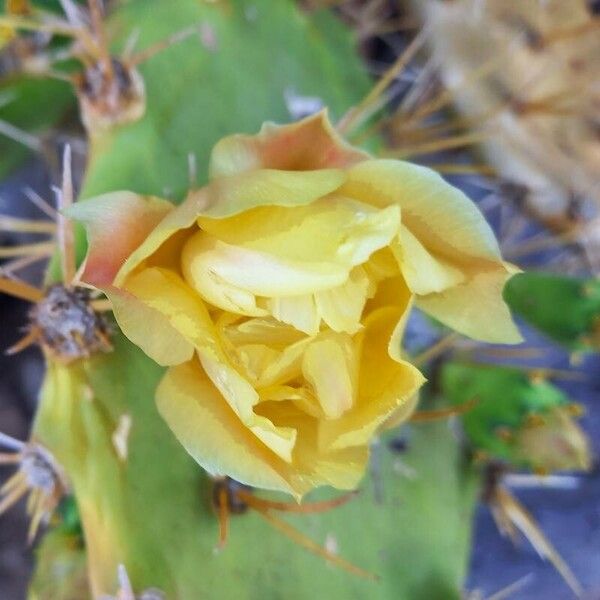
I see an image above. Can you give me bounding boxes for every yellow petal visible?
[188,198,400,330]
[319,307,425,451]
[182,231,348,302]
[124,267,298,461]
[218,316,305,349]
[315,266,374,334]
[302,333,357,420]
[116,168,346,283]
[156,361,294,493]
[255,402,369,494]
[197,198,400,271]
[209,109,369,178]
[416,269,523,344]
[383,392,420,430]
[392,226,465,295]
[106,286,194,366]
[340,159,501,263]
[268,295,321,336]
[341,159,521,342]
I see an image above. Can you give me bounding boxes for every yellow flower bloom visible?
[71,111,520,498]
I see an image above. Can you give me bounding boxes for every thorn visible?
[6,328,39,355]
[24,188,59,220]
[216,485,229,551]
[0,275,44,302]
[413,332,460,367]
[337,28,428,136]
[55,144,76,285]
[0,118,43,152]
[116,564,135,600]
[0,241,54,258]
[492,486,583,597]
[0,215,55,234]
[236,489,358,514]
[187,152,197,188]
[410,397,479,423]
[112,414,132,462]
[128,24,201,67]
[58,0,87,28]
[0,432,25,452]
[250,503,379,581]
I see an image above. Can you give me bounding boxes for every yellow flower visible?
[71,111,520,498]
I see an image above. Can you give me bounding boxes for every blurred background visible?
[0,1,599,598]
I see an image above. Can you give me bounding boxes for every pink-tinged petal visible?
[209,110,369,178]
[67,192,172,286]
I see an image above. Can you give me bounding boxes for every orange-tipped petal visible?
[209,110,369,178]
[67,192,172,286]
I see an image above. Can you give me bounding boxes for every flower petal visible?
[67,192,172,286]
[107,286,194,366]
[124,267,298,461]
[255,402,369,494]
[392,226,465,295]
[268,295,321,336]
[116,168,346,283]
[340,159,502,263]
[319,306,425,451]
[315,266,374,334]
[197,198,401,271]
[156,361,295,494]
[416,269,523,344]
[302,333,357,420]
[340,159,521,342]
[182,231,349,302]
[209,110,369,178]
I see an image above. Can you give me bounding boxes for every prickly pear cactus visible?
[441,362,591,473]
[0,1,483,599]
[504,272,600,351]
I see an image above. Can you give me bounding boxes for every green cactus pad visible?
[504,272,600,350]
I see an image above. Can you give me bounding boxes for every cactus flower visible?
[71,111,519,497]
